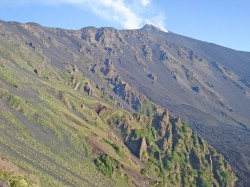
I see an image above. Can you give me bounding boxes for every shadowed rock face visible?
[0,20,249,186]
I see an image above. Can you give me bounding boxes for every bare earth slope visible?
[0,20,249,186]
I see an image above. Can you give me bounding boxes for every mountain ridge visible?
[3,19,250,53]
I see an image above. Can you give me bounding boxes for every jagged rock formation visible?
[107,75,142,110]
[100,110,235,187]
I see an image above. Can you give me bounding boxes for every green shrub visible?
[95,155,117,177]
[197,175,211,187]
[112,144,124,156]
[172,152,180,164]
[137,100,157,117]
[0,169,36,187]
[164,160,173,170]
[140,168,146,175]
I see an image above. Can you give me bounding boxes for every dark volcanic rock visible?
[147,73,157,81]
[191,85,200,93]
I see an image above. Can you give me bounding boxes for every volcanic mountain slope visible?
[0,20,248,186]
[0,25,236,187]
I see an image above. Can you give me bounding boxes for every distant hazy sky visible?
[1,0,250,51]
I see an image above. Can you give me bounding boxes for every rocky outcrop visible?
[26,41,36,51]
[89,64,97,73]
[147,73,157,81]
[109,75,141,110]
[83,82,93,95]
[142,45,152,60]
[64,62,79,73]
[159,50,169,61]
[153,110,172,137]
[133,113,141,122]
[74,82,81,91]
[95,104,108,115]
[139,137,148,160]
[191,85,200,93]
[101,109,236,187]
[34,68,42,76]
[100,59,116,77]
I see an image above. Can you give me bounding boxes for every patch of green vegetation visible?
[0,60,141,186]
[100,93,116,106]
[95,155,118,177]
[137,100,157,117]
[134,126,156,144]
[0,60,21,89]
[197,174,211,187]
[103,111,236,186]
[104,140,124,157]
[0,169,38,187]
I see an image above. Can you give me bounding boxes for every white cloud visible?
[141,0,151,6]
[145,13,168,32]
[34,0,143,29]
[5,0,166,30]
[88,0,143,29]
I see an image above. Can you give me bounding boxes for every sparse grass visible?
[137,99,157,117]
[0,50,134,186]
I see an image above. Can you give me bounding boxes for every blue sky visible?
[1,0,250,51]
